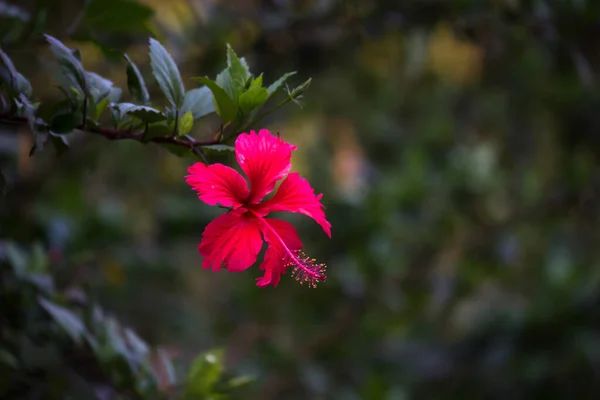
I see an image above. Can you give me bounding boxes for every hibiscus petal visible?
[235,129,297,204]
[185,162,249,208]
[256,218,302,287]
[198,209,263,272]
[260,172,332,237]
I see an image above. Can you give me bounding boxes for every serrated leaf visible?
[85,118,99,128]
[215,68,237,100]
[178,111,194,136]
[157,348,177,386]
[49,132,69,156]
[108,87,122,103]
[193,77,237,123]
[226,376,254,388]
[39,298,87,344]
[45,35,86,92]
[51,112,80,134]
[36,99,72,122]
[84,0,154,33]
[124,54,150,105]
[94,97,110,121]
[71,48,82,61]
[0,2,30,21]
[126,105,167,123]
[149,38,185,109]
[186,349,225,396]
[14,94,36,131]
[267,72,296,97]
[124,328,149,359]
[251,73,263,88]
[85,72,113,103]
[289,77,312,98]
[226,44,251,87]
[0,49,32,96]
[203,144,234,152]
[112,102,135,114]
[181,86,214,119]
[238,86,268,115]
[14,94,48,155]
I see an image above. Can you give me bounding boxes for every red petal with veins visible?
[198,209,263,272]
[185,162,249,208]
[260,172,331,237]
[256,218,302,287]
[234,129,297,204]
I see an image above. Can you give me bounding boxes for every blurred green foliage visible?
[3,0,600,399]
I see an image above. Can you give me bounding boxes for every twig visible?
[0,114,221,150]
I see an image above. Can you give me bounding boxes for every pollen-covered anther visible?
[287,250,327,288]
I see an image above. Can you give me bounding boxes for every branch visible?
[0,114,220,151]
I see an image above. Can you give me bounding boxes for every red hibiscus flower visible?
[185,129,332,287]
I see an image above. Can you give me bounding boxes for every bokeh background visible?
[3,0,600,398]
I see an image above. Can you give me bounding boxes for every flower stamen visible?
[253,211,327,287]
[286,250,327,288]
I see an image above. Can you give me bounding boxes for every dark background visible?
[3,0,600,399]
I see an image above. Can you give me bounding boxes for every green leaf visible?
[14,94,48,155]
[187,349,225,396]
[51,112,80,134]
[71,48,82,61]
[112,102,136,118]
[124,54,150,105]
[14,94,37,131]
[288,77,312,107]
[0,2,30,21]
[85,72,113,103]
[145,121,171,139]
[149,38,185,109]
[0,4,29,45]
[123,328,149,359]
[226,43,251,88]
[157,348,177,386]
[215,69,237,100]
[238,86,268,115]
[251,73,263,88]
[289,77,311,96]
[94,97,110,121]
[45,35,86,92]
[267,71,296,97]
[203,144,234,152]
[49,132,69,156]
[108,87,122,103]
[0,48,32,96]
[178,111,194,136]
[84,0,154,33]
[193,77,236,123]
[226,376,254,388]
[39,298,87,344]
[181,87,214,119]
[126,105,167,123]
